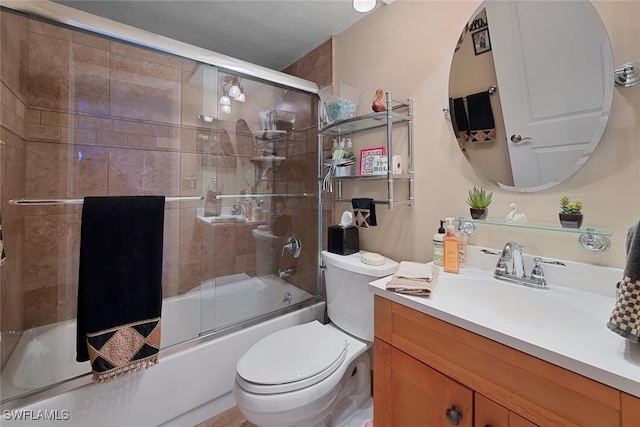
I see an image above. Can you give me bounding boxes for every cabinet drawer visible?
[375,296,621,427]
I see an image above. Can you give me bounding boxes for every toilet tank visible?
[321,250,398,342]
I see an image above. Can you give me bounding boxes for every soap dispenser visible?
[443,217,459,274]
[432,220,445,266]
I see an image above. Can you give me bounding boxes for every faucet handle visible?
[531,257,566,283]
[531,257,545,280]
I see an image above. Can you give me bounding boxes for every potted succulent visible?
[466,186,493,220]
[559,194,583,229]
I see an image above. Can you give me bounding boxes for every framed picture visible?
[359,146,386,175]
[472,28,491,55]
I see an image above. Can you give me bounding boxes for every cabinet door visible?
[622,392,640,427]
[476,394,538,427]
[475,393,508,427]
[374,339,473,427]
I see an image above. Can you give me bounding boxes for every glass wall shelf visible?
[320,108,410,136]
[456,217,612,254]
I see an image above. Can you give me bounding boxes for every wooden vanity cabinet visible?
[373,296,639,427]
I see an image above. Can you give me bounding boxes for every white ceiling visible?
[54,0,379,71]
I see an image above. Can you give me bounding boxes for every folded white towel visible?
[395,261,435,280]
[386,262,439,297]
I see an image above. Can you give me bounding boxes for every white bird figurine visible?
[506,203,528,223]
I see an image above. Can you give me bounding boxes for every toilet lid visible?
[237,321,348,389]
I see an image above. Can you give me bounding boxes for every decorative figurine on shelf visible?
[372,88,386,112]
[505,203,528,224]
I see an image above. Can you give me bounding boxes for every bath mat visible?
[76,196,165,382]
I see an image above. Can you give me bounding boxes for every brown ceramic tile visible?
[71,42,109,77]
[112,119,143,134]
[143,122,170,137]
[26,108,41,125]
[26,142,108,199]
[71,72,110,115]
[96,130,128,147]
[79,115,111,131]
[27,32,70,110]
[24,287,58,328]
[214,223,238,278]
[110,40,182,69]
[71,31,110,50]
[28,18,71,40]
[26,123,60,141]
[42,111,78,128]
[162,209,180,298]
[127,133,157,149]
[60,127,97,145]
[109,77,180,124]
[2,12,29,98]
[107,147,181,195]
[180,152,203,196]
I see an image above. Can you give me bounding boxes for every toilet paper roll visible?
[392,155,403,175]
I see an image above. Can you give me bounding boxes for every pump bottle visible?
[443,217,459,274]
[432,220,445,266]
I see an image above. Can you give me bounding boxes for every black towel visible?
[352,198,377,228]
[450,97,470,145]
[76,196,165,382]
[466,91,496,143]
[608,221,640,343]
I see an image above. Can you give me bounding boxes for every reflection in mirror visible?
[448,1,614,192]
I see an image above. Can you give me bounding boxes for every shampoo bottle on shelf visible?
[443,217,459,274]
[432,220,445,266]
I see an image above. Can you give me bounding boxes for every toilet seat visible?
[236,321,348,394]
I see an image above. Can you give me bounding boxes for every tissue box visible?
[328,225,359,255]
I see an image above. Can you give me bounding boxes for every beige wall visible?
[334,0,640,269]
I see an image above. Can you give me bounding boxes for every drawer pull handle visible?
[445,406,463,425]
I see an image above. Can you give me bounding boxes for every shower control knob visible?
[510,134,532,144]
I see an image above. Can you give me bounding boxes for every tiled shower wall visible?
[0,10,324,367]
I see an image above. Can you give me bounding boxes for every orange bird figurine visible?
[372,88,386,112]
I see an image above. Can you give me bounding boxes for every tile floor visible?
[194,406,255,427]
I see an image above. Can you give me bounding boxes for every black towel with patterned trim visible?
[466,91,496,143]
[76,196,165,382]
[607,221,640,343]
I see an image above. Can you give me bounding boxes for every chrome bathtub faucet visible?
[278,266,296,279]
[493,241,565,289]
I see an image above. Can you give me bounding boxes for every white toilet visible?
[233,250,398,427]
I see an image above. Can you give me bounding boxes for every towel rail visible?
[8,196,204,206]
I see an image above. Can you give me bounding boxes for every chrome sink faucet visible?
[493,241,565,289]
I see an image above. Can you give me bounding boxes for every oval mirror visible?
[448,0,614,192]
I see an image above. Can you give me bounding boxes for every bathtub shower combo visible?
[0,3,325,421]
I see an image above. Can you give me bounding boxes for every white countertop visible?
[368,249,640,398]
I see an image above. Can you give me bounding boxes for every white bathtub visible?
[1,274,316,405]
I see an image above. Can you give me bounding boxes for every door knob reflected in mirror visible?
[510,134,532,144]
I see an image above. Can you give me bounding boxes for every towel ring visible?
[614,62,640,87]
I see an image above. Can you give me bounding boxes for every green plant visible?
[466,186,493,209]
[560,194,582,214]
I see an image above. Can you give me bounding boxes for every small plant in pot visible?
[466,186,493,220]
[559,194,583,229]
